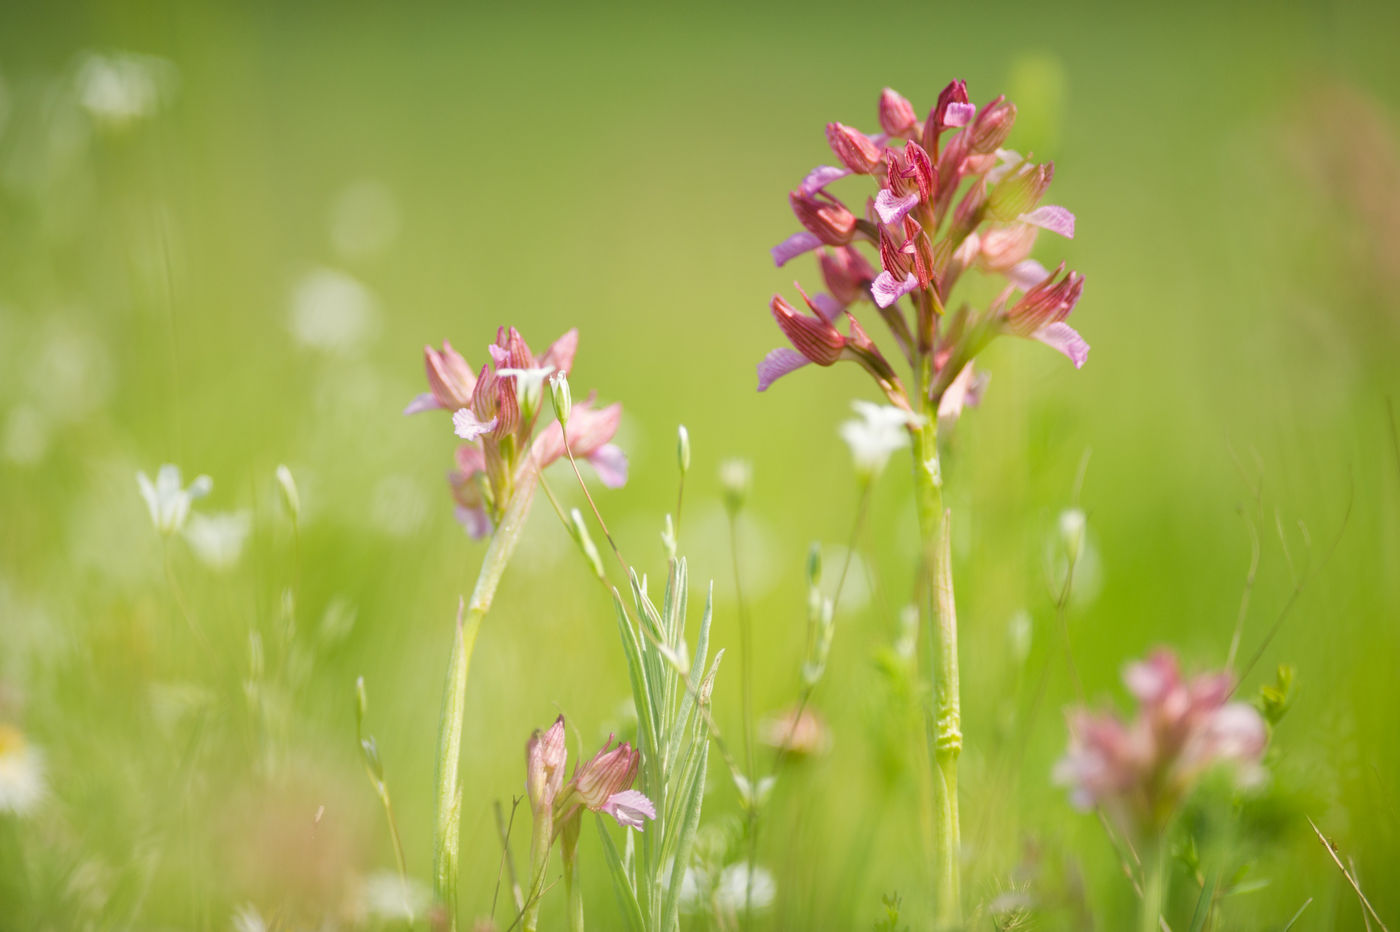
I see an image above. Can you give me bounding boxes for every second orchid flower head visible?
[759,81,1089,422]
[405,326,627,538]
[526,716,656,834]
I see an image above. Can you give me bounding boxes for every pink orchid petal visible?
[601,789,656,830]
[871,270,918,309]
[810,292,844,323]
[453,408,498,441]
[1007,259,1050,292]
[938,363,976,421]
[800,165,850,195]
[539,328,579,376]
[771,231,823,268]
[952,231,981,268]
[945,102,976,128]
[487,344,510,368]
[1032,322,1090,368]
[1020,205,1076,238]
[874,189,920,225]
[757,347,810,391]
[403,392,441,416]
[587,443,629,489]
[454,504,492,539]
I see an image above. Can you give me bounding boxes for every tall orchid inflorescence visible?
[756,82,1090,926]
[759,81,1088,408]
[405,326,627,537]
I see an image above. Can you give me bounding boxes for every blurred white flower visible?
[718,458,752,513]
[137,464,211,536]
[289,267,379,354]
[74,51,178,127]
[714,863,776,913]
[839,400,919,480]
[1047,506,1102,606]
[183,511,252,571]
[0,723,46,816]
[330,179,401,260]
[361,870,432,922]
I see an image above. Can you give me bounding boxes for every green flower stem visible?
[434,465,541,931]
[562,819,585,932]
[1139,842,1165,932]
[912,409,962,928]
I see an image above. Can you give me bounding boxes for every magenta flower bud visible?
[924,79,973,152]
[789,189,857,245]
[819,246,875,305]
[878,87,918,138]
[826,122,884,174]
[771,294,846,365]
[969,95,1017,153]
[1005,263,1084,335]
[570,736,639,810]
[902,141,937,204]
[423,342,477,411]
[526,716,568,812]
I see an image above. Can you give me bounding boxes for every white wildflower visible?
[183,511,252,570]
[361,871,432,923]
[839,400,920,480]
[136,464,211,536]
[714,863,776,913]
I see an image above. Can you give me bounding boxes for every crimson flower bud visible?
[771,294,846,365]
[788,190,857,245]
[825,122,883,174]
[526,716,567,812]
[969,96,1017,153]
[878,87,918,138]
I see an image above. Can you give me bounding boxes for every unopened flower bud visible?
[526,716,567,812]
[969,96,1017,153]
[826,122,883,174]
[677,425,691,474]
[719,459,752,514]
[1058,507,1086,565]
[818,246,874,305]
[788,190,857,245]
[878,87,918,138]
[548,372,572,426]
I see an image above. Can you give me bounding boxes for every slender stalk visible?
[1139,842,1166,932]
[911,410,961,928]
[562,820,585,932]
[435,465,541,931]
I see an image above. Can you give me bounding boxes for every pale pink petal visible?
[952,231,981,267]
[453,408,498,440]
[539,328,579,375]
[800,165,850,195]
[937,363,976,421]
[810,292,844,323]
[403,392,441,416]
[601,789,656,830]
[1007,259,1050,292]
[871,270,918,308]
[454,504,492,539]
[771,232,823,268]
[587,443,629,488]
[487,343,510,368]
[1020,205,1076,238]
[874,189,920,225]
[945,102,976,127]
[757,347,810,391]
[1032,322,1090,368]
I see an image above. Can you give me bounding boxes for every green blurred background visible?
[2,1,1398,928]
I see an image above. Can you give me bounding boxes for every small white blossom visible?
[182,511,252,570]
[838,401,920,479]
[136,464,211,536]
[361,871,432,923]
[718,459,752,512]
[714,863,776,913]
[0,724,46,816]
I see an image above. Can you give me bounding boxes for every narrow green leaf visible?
[672,582,713,762]
[433,602,469,925]
[596,816,647,932]
[661,738,709,930]
[1187,870,1218,932]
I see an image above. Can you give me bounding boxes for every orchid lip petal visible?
[945,102,976,127]
[403,392,441,416]
[1020,205,1076,238]
[1031,321,1090,368]
[587,443,629,488]
[756,347,810,391]
[874,189,920,225]
[810,292,844,323]
[871,270,918,309]
[770,231,823,268]
[454,504,492,539]
[452,408,498,441]
[800,165,850,195]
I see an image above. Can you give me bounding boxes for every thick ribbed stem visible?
[434,466,540,931]
[912,412,962,928]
